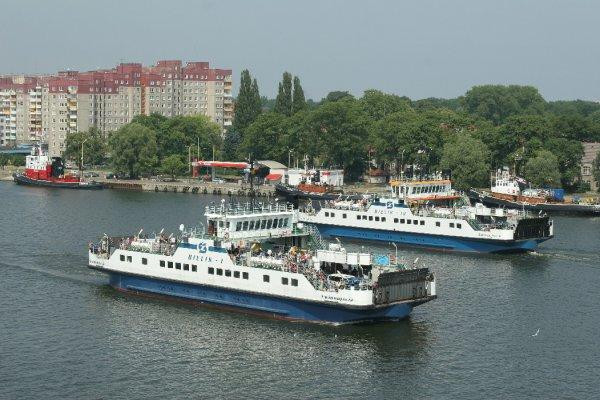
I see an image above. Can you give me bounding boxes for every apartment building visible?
[2,59,232,157]
[581,142,600,192]
[0,76,42,147]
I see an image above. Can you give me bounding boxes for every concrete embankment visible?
[99,178,276,197]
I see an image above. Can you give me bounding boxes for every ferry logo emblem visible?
[386,201,393,209]
[198,242,207,253]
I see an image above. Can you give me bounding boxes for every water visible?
[1,183,599,399]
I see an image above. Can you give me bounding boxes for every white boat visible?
[298,176,554,253]
[88,201,436,324]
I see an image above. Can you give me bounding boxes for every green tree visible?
[131,113,168,131]
[160,154,186,179]
[462,85,546,125]
[322,91,354,103]
[292,76,306,114]
[593,153,600,193]
[544,138,583,188]
[63,127,107,168]
[109,123,158,178]
[305,98,370,181]
[233,70,261,134]
[156,115,222,160]
[274,72,293,116]
[522,150,562,187]
[222,129,242,161]
[359,89,412,121]
[240,112,288,162]
[439,132,490,190]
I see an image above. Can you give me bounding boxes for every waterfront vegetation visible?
[64,71,600,191]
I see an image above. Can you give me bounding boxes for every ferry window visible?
[282,277,289,285]
[420,221,425,226]
[120,254,125,261]
[175,262,181,270]
[234,271,240,278]
[263,274,270,283]
[243,221,249,230]
[192,265,197,272]
[457,223,462,229]
[236,222,242,231]
[127,256,132,262]
[407,220,411,224]
[382,217,386,222]
[362,215,367,220]
[226,222,230,228]
[357,215,361,220]
[242,272,249,279]
[278,218,284,228]
[183,263,189,271]
[394,218,398,223]
[325,212,329,217]
[249,221,255,230]
[261,220,267,229]
[255,221,260,230]
[400,219,405,224]
[284,218,289,227]
[449,223,455,228]
[291,279,298,287]
[343,213,347,219]
[225,270,231,277]
[435,222,440,227]
[413,220,418,225]
[375,216,380,221]
[369,216,373,221]
[168,262,173,269]
[208,267,214,274]
[331,212,335,217]
[142,257,147,265]
[160,260,165,267]
[217,268,223,276]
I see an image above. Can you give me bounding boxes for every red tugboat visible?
[13,145,102,189]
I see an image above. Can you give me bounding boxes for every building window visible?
[120,254,125,261]
[168,261,173,268]
[243,272,249,279]
[192,265,197,272]
[234,271,240,278]
[127,256,132,262]
[160,260,165,267]
[291,279,298,287]
[208,267,214,274]
[225,270,231,277]
[183,263,189,271]
[217,268,223,276]
[142,257,147,265]
[263,274,270,283]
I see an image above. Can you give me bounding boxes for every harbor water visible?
[1,183,599,399]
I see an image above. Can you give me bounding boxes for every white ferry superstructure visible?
[88,202,436,324]
[298,178,553,253]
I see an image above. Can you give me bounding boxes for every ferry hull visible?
[102,271,420,324]
[13,173,103,190]
[312,223,549,253]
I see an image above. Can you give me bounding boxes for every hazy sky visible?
[1,0,599,101]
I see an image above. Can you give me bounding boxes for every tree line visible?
[63,71,600,191]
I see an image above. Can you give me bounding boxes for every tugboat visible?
[88,201,436,324]
[299,174,554,253]
[468,168,600,215]
[13,144,102,190]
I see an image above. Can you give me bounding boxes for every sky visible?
[1,0,599,102]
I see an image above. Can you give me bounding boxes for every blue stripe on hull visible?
[107,273,413,324]
[313,224,547,253]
